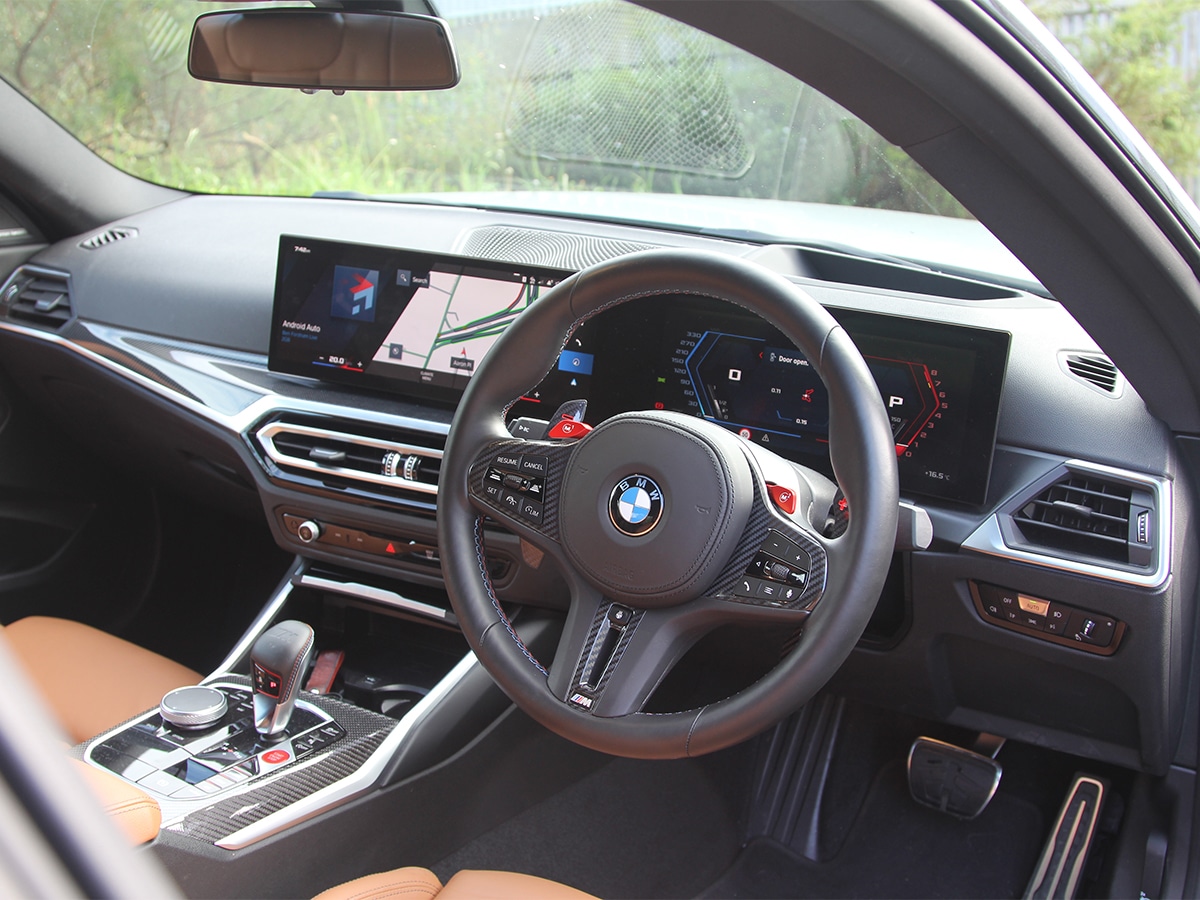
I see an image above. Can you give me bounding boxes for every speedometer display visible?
[512,296,1010,506]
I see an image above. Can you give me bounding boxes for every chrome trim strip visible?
[297,574,457,625]
[962,459,1172,589]
[206,560,304,679]
[215,651,480,850]
[256,421,441,496]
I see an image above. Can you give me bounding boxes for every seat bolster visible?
[312,866,443,900]
[71,759,160,845]
[3,616,202,743]
[440,870,600,900]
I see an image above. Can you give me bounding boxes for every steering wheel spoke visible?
[466,437,573,550]
[548,591,717,718]
[701,479,830,616]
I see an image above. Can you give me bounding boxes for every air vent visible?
[2,269,72,330]
[80,226,137,250]
[1013,472,1154,567]
[458,225,658,270]
[254,418,444,510]
[1061,352,1120,395]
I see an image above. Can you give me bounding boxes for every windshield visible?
[1,1,964,207]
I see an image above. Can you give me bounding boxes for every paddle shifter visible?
[251,620,315,740]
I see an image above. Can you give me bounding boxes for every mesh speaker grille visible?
[459,225,657,270]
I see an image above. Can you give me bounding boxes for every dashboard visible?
[0,193,1189,777]
[269,236,1010,505]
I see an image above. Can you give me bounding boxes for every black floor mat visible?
[433,755,744,899]
[703,761,1044,899]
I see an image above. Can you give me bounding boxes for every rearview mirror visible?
[189,9,460,91]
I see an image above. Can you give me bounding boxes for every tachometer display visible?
[569,297,1009,506]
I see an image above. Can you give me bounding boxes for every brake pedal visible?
[907,735,1003,820]
[1024,774,1108,899]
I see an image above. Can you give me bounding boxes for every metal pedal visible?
[907,735,1003,820]
[1024,774,1108,900]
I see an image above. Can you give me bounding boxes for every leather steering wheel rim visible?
[438,249,898,759]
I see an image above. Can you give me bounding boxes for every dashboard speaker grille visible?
[1013,474,1146,565]
[458,225,657,270]
[3,269,72,330]
[1063,352,1119,394]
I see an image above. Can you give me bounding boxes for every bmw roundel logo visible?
[608,475,664,537]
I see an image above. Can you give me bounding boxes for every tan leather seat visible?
[313,867,600,900]
[71,759,161,845]
[3,616,202,744]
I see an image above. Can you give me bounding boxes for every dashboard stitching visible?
[473,515,548,675]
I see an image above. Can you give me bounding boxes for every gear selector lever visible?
[251,620,315,740]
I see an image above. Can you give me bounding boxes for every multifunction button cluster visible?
[483,452,548,525]
[975,582,1120,652]
[733,530,813,605]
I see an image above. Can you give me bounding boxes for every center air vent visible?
[1061,352,1120,395]
[254,418,443,510]
[1011,470,1154,568]
[1,268,72,330]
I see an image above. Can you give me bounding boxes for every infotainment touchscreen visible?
[269,236,569,402]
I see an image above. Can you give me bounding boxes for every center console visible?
[77,567,505,852]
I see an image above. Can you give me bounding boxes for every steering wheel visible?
[438,249,898,759]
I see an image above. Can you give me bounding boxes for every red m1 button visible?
[767,483,797,515]
[548,417,593,439]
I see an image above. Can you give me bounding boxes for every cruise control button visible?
[494,453,522,471]
[520,455,549,477]
[519,498,544,524]
[482,481,504,504]
[502,472,527,490]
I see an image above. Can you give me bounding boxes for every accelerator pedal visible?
[907,734,1004,820]
[1024,774,1108,899]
